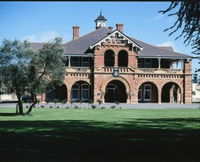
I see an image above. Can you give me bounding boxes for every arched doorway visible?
[46,83,67,102]
[105,80,127,103]
[138,82,158,103]
[161,82,181,103]
[118,50,128,67]
[104,50,115,66]
[71,81,91,102]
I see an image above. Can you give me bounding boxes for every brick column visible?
[114,54,118,67]
[169,86,173,103]
[177,88,181,103]
[93,74,102,103]
[158,88,161,104]
[131,91,137,103]
[183,60,192,103]
[68,86,71,102]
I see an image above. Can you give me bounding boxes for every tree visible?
[0,39,33,114]
[159,1,200,55]
[25,37,65,114]
[0,38,65,115]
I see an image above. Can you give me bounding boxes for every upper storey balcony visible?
[64,56,92,74]
[136,58,185,75]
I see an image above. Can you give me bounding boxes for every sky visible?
[0,1,199,75]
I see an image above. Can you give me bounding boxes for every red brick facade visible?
[39,17,192,104]
[40,44,192,104]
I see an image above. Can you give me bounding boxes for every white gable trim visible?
[90,30,143,50]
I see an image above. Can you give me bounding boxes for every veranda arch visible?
[46,82,67,102]
[138,82,158,103]
[161,82,182,103]
[101,77,130,103]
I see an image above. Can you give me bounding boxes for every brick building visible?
[33,13,192,104]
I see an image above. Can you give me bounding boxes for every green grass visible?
[0,108,200,162]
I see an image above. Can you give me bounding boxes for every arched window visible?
[143,84,151,101]
[138,82,158,103]
[71,81,91,102]
[118,50,128,67]
[104,50,115,66]
[72,84,79,101]
[81,84,89,101]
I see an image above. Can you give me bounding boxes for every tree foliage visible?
[159,1,200,55]
[0,40,33,114]
[0,38,65,114]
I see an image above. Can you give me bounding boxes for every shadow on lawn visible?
[0,118,200,162]
[0,113,17,116]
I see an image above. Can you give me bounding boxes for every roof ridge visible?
[64,27,108,45]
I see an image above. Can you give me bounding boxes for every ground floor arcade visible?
[43,77,185,104]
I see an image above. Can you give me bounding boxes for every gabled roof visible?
[63,27,109,55]
[31,26,192,59]
[90,29,143,50]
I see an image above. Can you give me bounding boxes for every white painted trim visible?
[90,30,143,50]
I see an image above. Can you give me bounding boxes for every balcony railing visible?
[94,66,134,73]
[65,66,184,75]
[65,67,91,73]
[136,68,183,74]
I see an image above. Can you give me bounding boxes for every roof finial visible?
[100,9,102,15]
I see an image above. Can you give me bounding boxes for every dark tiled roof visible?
[157,46,174,52]
[63,27,109,54]
[130,38,191,58]
[30,27,191,59]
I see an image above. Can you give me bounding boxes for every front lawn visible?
[0,108,200,162]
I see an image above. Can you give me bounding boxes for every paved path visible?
[0,102,199,109]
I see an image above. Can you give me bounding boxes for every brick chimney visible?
[73,26,79,40]
[116,23,123,32]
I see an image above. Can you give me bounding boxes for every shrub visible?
[111,105,116,109]
[91,104,96,109]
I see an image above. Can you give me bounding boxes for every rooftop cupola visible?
[95,11,107,29]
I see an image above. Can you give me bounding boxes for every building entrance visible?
[105,80,127,103]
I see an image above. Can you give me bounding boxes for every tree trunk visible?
[16,95,23,115]
[26,94,37,114]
